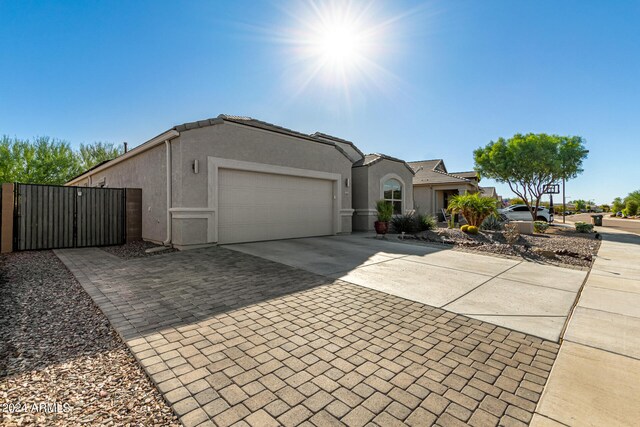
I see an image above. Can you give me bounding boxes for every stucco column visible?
[1,183,14,253]
[125,188,142,242]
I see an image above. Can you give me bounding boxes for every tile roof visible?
[479,186,498,198]
[408,159,478,185]
[353,153,416,174]
[311,132,365,162]
[450,171,479,180]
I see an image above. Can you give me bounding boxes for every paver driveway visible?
[226,234,588,341]
[57,246,558,427]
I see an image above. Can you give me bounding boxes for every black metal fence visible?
[13,184,126,250]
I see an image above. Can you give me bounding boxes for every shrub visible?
[626,200,639,216]
[534,221,549,233]
[447,193,498,227]
[375,200,393,222]
[622,209,628,217]
[391,213,417,233]
[575,222,594,233]
[612,197,624,213]
[417,214,437,231]
[480,215,504,231]
[460,225,470,232]
[467,225,479,235]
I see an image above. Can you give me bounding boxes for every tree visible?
[573,199,587,211]
[612,197,625,213]
[474,133,588,221]
[505,197,526,205]
[77,142,124,171]
[0,135,80,185]
[447,192,498,227]
[625,190,640,206]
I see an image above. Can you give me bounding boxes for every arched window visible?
[383,179,402,215]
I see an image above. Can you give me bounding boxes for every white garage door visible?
[218,169,334,244]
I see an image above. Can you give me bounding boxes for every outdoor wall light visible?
[345,178,350,188]
[193,159,199,174]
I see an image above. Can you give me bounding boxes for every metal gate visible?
[13,184,125,250]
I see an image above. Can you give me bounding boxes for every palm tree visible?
[447,193,498,227]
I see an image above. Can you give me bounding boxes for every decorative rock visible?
[533,248,557,259]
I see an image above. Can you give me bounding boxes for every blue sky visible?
[1,0,638,204]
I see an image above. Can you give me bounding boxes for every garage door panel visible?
[218,169,334,244]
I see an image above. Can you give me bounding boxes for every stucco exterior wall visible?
[72,143,169,243]
[172,122,353,246]
[413,185,434,215]
[351,166,370,231]
[177,123,352,207]
[351,159,414,231]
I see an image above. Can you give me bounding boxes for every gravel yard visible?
[101,240,177,259]
[0,251,179,426]
[399,225,600,269]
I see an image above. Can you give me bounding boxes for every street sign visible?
[544,183,560,194]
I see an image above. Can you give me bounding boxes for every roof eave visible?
[66,129,180,185]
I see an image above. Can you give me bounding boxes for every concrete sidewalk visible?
[533,228,640,426]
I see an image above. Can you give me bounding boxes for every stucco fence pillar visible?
[1,183,14,254]
[125,188,142,243]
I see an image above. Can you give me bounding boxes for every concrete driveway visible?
[226,234,588,341]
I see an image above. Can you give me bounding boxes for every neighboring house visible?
[408,159,479,220]
[66,114,413,248]
[479,186,499,200]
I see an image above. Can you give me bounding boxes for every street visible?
[568,213,640,235]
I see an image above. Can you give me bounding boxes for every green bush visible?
[575,222,594,233]
[622,209,628,217]
[417,214,437,231]
[467,225,479,235]
[391,213,418,233]
[447,193,498,227]
[612,197,624,213]
[480,215,504,231]
[626,200,639,216]
[375,200,393,222]
[534,221,549,233]
[460,225,470,232]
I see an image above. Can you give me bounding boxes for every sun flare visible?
[275,0,398,97]
[310,18,369,73]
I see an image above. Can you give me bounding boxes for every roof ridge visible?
[312,132,365,158]
[407,159,443,164]
[219,114,316,140]
[431,168,470,182]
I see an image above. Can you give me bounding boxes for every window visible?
[383,179,402,215]
[513,206,529,212]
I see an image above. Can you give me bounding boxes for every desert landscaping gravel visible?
[102,240,178,259]
[401,225,600,269]
[0,251,179,426]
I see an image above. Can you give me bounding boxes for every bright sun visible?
[315,23,364,66]
[280,0,393,93]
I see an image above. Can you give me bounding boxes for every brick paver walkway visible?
[56,247,558,427]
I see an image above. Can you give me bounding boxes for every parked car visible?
[499,204,554,222]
